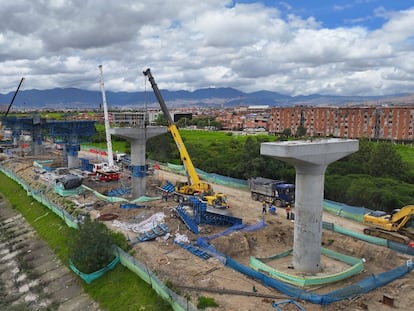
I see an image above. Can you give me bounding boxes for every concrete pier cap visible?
[110,126,167,198]
[261,138,359,274]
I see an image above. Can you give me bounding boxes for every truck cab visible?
[273,183,295,207]
[249,177,295,207]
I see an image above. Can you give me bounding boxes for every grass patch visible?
[0,172,172,311]
[180,129,275,147]
[395,143,414,174]
[197,296,219,309]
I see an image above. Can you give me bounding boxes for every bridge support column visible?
[110,126,167,198]
[66,144,80,169]
[261,139,358,274]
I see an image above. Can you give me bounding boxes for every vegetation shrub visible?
[110,230,132,252]
[69,217,115,273]
[197,296,219,309]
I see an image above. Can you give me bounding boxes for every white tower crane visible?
[98,64,115,169]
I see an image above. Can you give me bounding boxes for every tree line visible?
[146,133,414,213]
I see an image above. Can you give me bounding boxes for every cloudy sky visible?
[1,0,414,96]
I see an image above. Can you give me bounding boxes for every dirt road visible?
[152,169,413,311]
[5,157,413,311]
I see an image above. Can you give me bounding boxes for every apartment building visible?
[269,106,414,141]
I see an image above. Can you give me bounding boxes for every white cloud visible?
[0,0,413,97]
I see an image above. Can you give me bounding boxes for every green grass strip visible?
[0,172,171,311]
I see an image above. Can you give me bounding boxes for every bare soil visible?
[3,156,414,311]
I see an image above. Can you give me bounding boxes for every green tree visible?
[368,142,405,178]
[282,128,292,138]
[154,113,169,126]
[296,125,307,137]
[69,217,115,274]
[146,133,178,163]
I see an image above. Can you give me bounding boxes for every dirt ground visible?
[3,155,414,311]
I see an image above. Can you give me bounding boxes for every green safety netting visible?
[80,185,161,203]
[0,165,197,311]
[54,183,84,196]
[250,248,364,287]
[69,256,120,284]
[160,162,249,189]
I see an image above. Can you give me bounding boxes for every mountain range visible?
[0,87,412,110]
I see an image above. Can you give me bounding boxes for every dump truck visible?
[249,177,295,207]
[143,68,229,209]
[362,205,414,245]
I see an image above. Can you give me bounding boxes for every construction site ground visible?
[2,154,414,311]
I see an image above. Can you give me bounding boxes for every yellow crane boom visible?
[143,68,228,208]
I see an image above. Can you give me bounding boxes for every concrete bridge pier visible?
[110,126,167,198]
[261,139,358,274]
[66,144,80,169]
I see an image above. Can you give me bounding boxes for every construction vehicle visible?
[1,77,25,141]
[94,170,121,182]
[249,177,295,207]
[82,65,121,184]
[362,205,414,245]
[143,68,229,209]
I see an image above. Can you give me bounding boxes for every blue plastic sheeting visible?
[196,220,267,265]
[226,257,413,305]
[201,219,266,242]
[174,241,211,260]
[389,240,414,256]
[272,300,306,311]
[107,187,131,196]
[119,203,145,209]
[196,236,227,264]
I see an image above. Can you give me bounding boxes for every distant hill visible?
[0,87,412,110]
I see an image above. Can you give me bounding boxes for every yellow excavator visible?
[143,68,229,209]
[362,205,414,245]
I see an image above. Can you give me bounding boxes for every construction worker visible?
[262,201,267,215]
[286,204,291,219]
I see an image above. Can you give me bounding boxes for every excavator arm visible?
[363,205,414,244]
[390,205,414,231]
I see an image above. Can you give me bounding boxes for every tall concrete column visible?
[66,144,80,169]
[261,138,358,274]
[110,126,167,198]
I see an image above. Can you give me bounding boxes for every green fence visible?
[0,164,197,311]
[250,248,364,287]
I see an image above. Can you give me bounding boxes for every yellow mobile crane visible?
[143,68,229,209]
[362,205,414,245]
